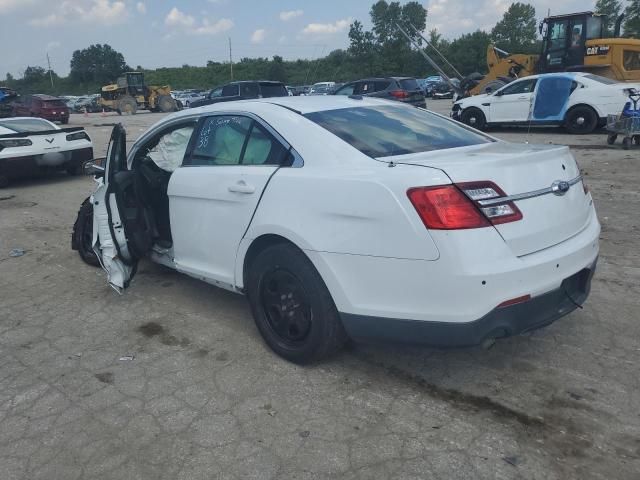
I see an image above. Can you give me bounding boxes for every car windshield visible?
[305,105,493,158]
[0,118,56,132]
[583,74,618,85]
[259,83,287,97]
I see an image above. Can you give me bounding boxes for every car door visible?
[92,124,144,291]
[489,78,538,123]
[168,114,292,289]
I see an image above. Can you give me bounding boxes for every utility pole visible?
[46,52,54,89]
[228,37,233,80]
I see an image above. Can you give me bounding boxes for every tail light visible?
[66,131,90,142]
[389,89,409,99]
[407,181,522,230]
[0,138,32,151]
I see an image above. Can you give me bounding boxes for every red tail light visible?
[389,89,409,99]
[407,186,490,229]
[407,181,523,230]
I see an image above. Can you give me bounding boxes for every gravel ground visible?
[0,101,638,480]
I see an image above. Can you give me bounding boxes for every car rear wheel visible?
[246,243,348,364]
[72,197,100,267]
[565,106,598,134]
[460,108,487,130]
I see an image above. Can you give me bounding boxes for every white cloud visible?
[193,18,233,35]
[29,0,128,27]
[136,2,145,14]
[165,6,233,36]
[279,9,303,21]
[302,18,351,35]
[251,28,266,44]
[165,7,194,28]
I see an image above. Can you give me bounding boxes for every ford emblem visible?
[551,180,570,196]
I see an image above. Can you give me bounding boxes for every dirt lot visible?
[1,101,639,480]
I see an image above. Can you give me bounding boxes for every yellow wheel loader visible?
[99,72,178,115]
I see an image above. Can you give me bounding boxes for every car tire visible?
[72,197,100,267]
[61,118,69,125]
[66,164,82,176]
[118,96,137,115]
[158,95,176,113]
[460,108,487,130]
[246,243,348,364]
[0,175,9,188]
[565,106,598,134]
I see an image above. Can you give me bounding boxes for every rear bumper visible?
[0,147,93,178]
[340,260,596,347]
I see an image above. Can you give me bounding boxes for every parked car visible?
[333,77,426,108]
[0,117,93,187]
[176,92,206,108]
[76,96,599,363]
[12,94,70,124]
[0,87,19,118]
[191,81,288,107]
[452,72,640,134]
[432,82,455,100]
[307,82,335,95]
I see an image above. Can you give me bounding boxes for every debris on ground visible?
[9,248,25,257]
[119,355,135,361]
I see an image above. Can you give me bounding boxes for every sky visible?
[0,0,605,78]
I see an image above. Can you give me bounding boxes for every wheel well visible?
[565,104,599,121]
[242,234,299,288]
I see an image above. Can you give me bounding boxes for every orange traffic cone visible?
[101,108,106,117]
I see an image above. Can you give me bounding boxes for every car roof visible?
[180,95,397,117]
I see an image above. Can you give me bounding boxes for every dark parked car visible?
[12,94,70,124]
[191,81,288,108]
[333,77,426,108]
[0,87,19,118]
[432,82,455,100]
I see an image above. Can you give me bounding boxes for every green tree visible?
[445,30,492,75]
[69,44,130,85]
[624,0,640,38]
[268,55,287,83]
[491,2,538,53]
[595,0,623,36]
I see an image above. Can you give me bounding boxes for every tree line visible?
[2,0,639,96]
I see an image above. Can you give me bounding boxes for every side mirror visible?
[83,157,106,177]
[494,90,503,97]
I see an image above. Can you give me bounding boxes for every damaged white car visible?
[74,97,599,363]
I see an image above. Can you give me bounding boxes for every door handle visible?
[228,181,255,194]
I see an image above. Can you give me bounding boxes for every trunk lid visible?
[386,142,593,257]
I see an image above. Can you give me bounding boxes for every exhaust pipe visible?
[614,14,625,38]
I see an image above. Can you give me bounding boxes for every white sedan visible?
[78,96,599,363]
[0,117,93,187]
[452,72,640,134]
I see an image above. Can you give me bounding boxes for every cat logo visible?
[586,45,610,56]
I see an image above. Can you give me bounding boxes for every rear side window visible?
[222,84,239,96]
[190,116,252,165]
[188,116,291,166]
[399,78,419,90]
[259,83,288,98]
[375,80,391,91]
[305,105,492,158]
[335,83,356,95]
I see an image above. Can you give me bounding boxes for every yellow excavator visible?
[398,11,640,97]
[473,11,640,94]
[99,72,178,115]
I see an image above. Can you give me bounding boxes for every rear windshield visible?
[399,78,419,90]
[584,74,618,85]
[0,118,56,132]
[305,105,492,158]
[42,100,66,108]
[260,83,288,98]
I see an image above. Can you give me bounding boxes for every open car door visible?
[93,124,154,292]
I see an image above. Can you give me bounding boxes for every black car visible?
[431,82,455,100]
[333,77,426,108]
[191,81,288,108]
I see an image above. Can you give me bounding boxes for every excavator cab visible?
[539,12,606,72]
[116,72,146,97]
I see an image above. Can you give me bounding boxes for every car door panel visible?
[490,80,537,123]
[168,115,285,288]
